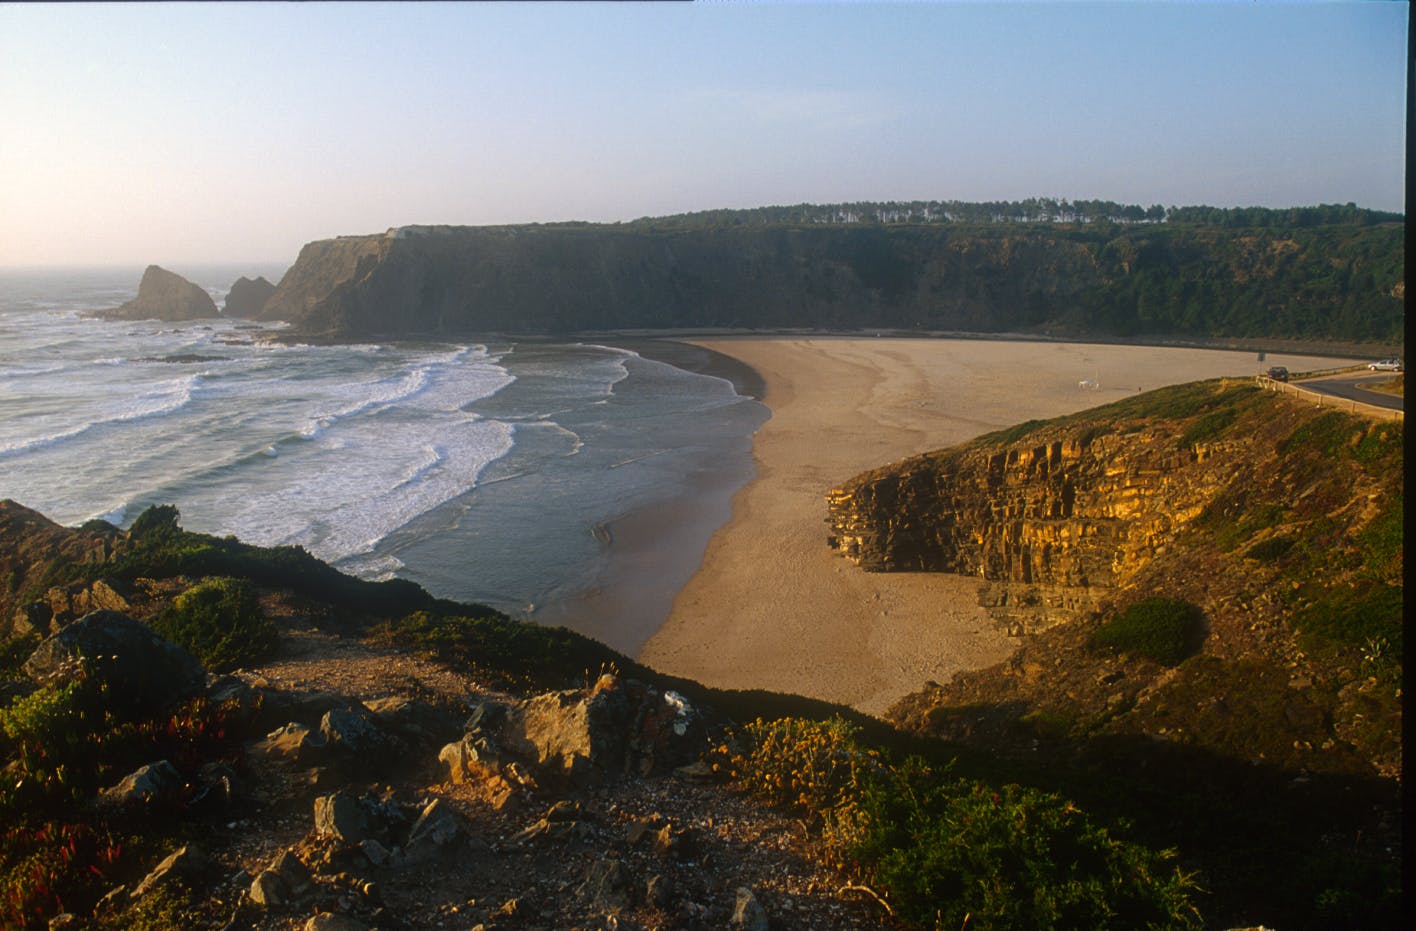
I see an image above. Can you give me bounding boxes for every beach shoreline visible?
[634,337,1360,715]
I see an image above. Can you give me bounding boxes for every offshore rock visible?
[224,275,277,317]
[102,265,218,321]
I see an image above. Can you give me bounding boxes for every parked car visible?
[1367,358,1403,372]
[1266,366,1289,382]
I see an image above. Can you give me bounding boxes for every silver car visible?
[1367,359,1403,372]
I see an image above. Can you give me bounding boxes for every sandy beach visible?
[636,338,1357,714]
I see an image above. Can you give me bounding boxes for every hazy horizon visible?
[2,1,1406,267]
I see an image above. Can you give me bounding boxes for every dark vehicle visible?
[1266,366,1289,382]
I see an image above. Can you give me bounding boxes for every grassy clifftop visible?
[829,378,1402,927]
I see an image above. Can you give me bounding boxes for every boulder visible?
[10,602,53,639]
[223,276,277,317]
[403,798,464,864]
[257,722,328,764]
[97,760,183,811]
[130,845,208,900]
[249,849,313,907]
[304,916,369,931]
[312,791,402,845]
[487,675,705,785]
[103,265,219,321]
[366,695,460,747]
[731,886,770,931]
[23,610,206,714]
[319,704,391,756]
[576,858,631,915]
[312,791,371,843]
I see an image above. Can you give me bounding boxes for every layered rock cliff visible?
[826,408,1237,633]
[254,221,1404,342]
[101,265,219,321]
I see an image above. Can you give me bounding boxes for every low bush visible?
[373,610,636,692]
[0,634,39,679]
[724,716,879,813]
[151,577,277,673]
[1293,582,1403,663]
[0,821,125,930]
[1089,598,1204,666]
[728,716,1202,930]
[1244,535,1295,563]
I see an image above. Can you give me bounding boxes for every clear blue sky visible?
[1,1,1406,266]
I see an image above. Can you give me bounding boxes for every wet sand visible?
[636,337,1357,715]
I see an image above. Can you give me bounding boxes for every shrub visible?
[373,610,635,692]
[1244,535,1295,563]
[1089,598,1204,667]
[728,716,879,813]
[0,634,39,679]
[0,821,125,930]
[151,577,277,673]
[1293,583,1403,662]
[847,759,1202,931]
[727,717,1203,930]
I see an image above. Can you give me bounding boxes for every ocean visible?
[0,265,767,651]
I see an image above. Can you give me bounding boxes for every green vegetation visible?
[1179,407,1237,447]
[1088,598,1205,667]
[0,673,245,929]
[1293,583,1403,665]
[632,199,1399,230]
[620,204,1404,342]
[150,577,277,673]
[29,504,442,623]
[372,610,638,692]
[0,634,38,678]
[727,717,1202,931]
[1243,535,1295,563]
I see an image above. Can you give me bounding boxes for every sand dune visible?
[637,338,1356,715]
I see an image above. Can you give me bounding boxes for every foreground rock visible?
[223,275,277,317]
[23,609,206,713]
[440,674,704,788]
[101,265,219,321]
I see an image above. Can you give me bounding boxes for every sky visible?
[0,1,1407,267]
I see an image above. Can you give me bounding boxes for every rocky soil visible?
[15,609,900,931]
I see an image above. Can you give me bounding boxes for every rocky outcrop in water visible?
[102,265,219,321]
[224,275,277,317]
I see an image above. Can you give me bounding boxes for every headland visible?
[637,337,1360,713]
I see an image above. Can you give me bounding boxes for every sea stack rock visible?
[105,265,219,321]
[223,275,277,318]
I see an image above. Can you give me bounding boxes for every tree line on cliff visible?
[626,199,1401,230]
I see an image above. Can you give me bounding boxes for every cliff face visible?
[257,225,1103,339]
[253,222,1404,342]
[101,265,219,321]
[826,418,1237,632]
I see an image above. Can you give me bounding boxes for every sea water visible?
[0,266,766,649]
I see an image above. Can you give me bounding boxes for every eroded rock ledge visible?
[826,398,1250,632]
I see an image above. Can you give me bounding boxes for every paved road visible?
[1297,372,1404,412]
